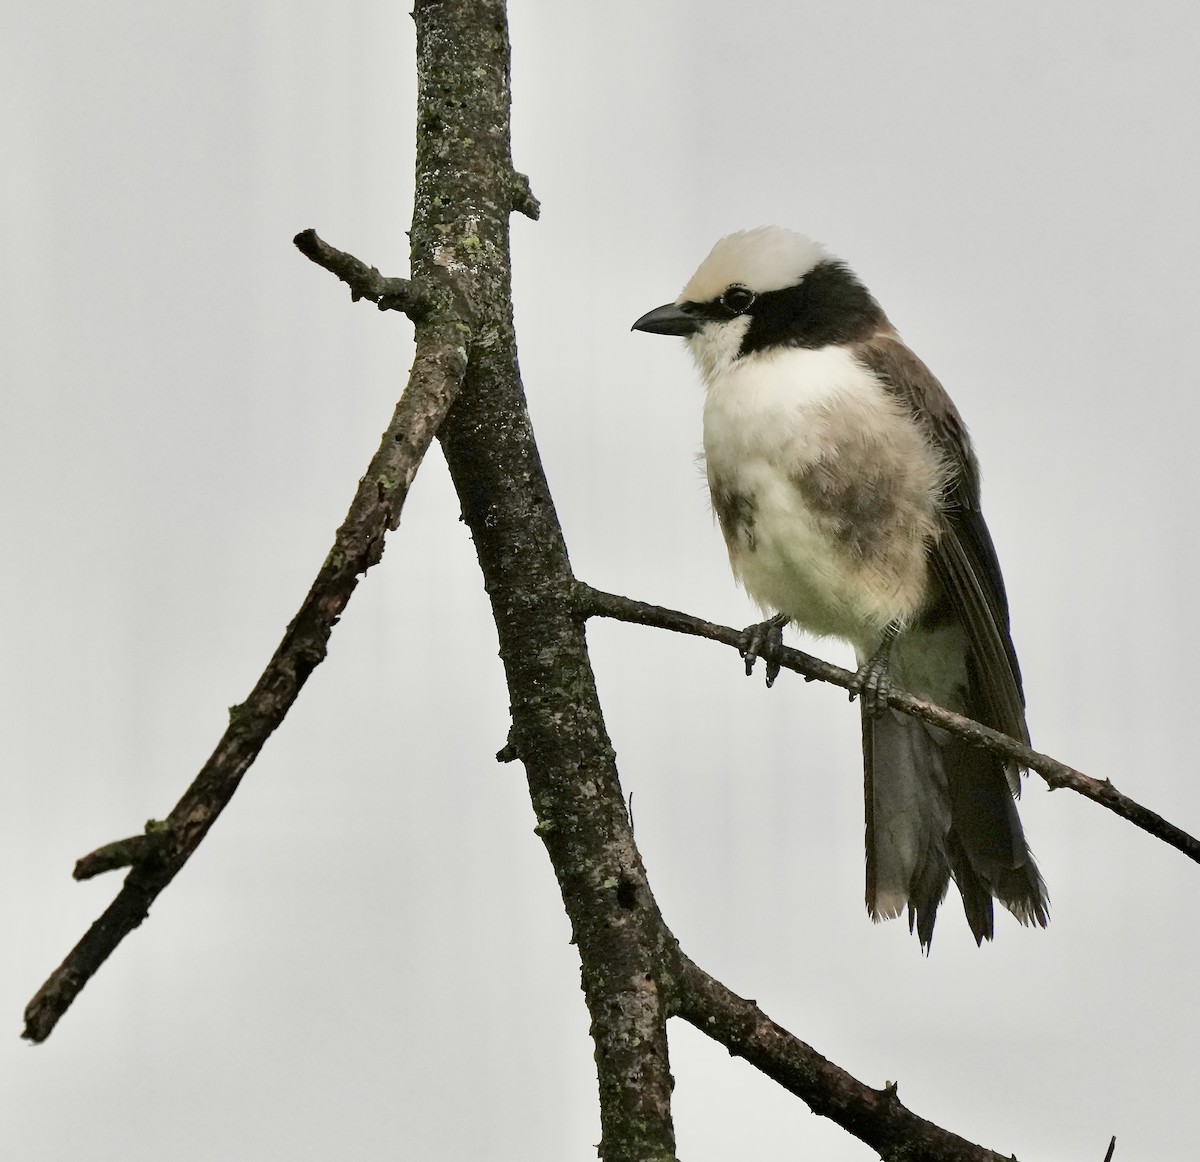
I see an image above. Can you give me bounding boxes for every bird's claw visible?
[739,614,788,687]
[850,649,893,718]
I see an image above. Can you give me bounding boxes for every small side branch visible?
[23,314,468,1044]
[73,823,171,880]
[674,955,1012,1162]
[577,583,1200,867]
[293,229,431,319]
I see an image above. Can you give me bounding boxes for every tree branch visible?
[673,954,1015,1162]
[576,583,1200,868]
[23,311,468,1045]
[407,3,677,1158]
[293,228,431,318]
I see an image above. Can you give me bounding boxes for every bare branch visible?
[407,3,676,1157]
[293,228,431,318]
[674,955,1014,1162]
[577,583,1200,867]
[23,315,468,1044]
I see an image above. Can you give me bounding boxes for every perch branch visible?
[23,311,469,1044]
[576,583,1200,867]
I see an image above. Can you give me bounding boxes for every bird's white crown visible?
[679,226,830,304]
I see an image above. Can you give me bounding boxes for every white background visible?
[4,3,1198,1159]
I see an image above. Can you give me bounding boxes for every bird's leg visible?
[851,625,899,717]
[739,612,789,687]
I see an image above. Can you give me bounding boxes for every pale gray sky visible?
[5,3,1200,1159]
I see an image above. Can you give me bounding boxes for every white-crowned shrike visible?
[633,226,1048,948]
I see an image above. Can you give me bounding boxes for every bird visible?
[632,226,1048,949]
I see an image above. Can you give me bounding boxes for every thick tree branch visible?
[23,312,468,1045]
[408,3,677,1158]
[673,955,1015,1162]
[576,583,1200,868]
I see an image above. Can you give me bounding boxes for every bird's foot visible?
[850,645,893,718]
[739,613,789,687]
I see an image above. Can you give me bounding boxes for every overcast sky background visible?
[5,3,1200,1159]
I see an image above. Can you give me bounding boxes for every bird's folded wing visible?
[854,330,1028,761]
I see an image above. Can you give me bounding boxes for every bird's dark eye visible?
[720,285,756,314]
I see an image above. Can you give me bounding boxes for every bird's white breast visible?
[696,340,940,649]
[701,343,873,469]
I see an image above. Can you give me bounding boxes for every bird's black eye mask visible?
[634,262,880,348]
[675,285,758,324]
[739,262,886,354]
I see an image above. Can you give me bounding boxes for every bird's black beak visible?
[631,302,701,336]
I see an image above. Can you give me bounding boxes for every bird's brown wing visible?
[853,330,1028,752]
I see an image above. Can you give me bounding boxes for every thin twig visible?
[576,583,1200,867]
[23,314,468,1044]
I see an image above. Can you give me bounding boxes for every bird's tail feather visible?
[864,707,1048,949]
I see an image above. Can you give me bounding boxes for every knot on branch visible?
[510,172,540,220]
